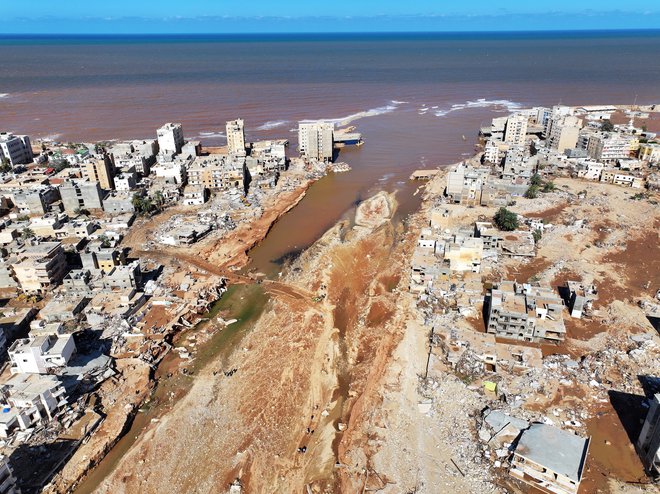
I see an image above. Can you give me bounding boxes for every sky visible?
[2,0,660,34]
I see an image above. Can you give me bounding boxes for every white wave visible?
[434,98,523,118]
[390,100,409,105]
[41,134,62,141]
[198,131,225,138]
[378,173,395,182]
[256,120,288,131]
[0,93,9,99]
[300,102,401,127]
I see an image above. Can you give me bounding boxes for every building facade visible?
[157,123,184,156]
[298,122,334,162]
[0,132,33,166]
[226,119,246,156]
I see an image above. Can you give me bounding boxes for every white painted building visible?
[0,132,33,166]
[157,123,184,156]
[8,332,76,374]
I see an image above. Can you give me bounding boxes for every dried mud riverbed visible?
[90,191,419,493]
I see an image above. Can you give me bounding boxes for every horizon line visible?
[2,28,660,37]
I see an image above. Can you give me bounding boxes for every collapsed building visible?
[486,281,566,343]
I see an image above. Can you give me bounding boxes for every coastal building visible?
[483,139,503,165]
[59,180,105,213]
[547,115,582,153]
[298,122,334,162]
[637,393,660,478]
[586,133,637,162]
[486,281,566,343]
[157,123,184,156]
[510,423,590,494]
[187,154,246,191]
[504,114,529,146]
[226,119,246,156]
[0,132,33,166]
[82,153,115,190]
[445,164,490,205]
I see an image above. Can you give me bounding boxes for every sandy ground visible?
[71,167,659,494]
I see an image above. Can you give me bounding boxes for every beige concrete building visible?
[298,122,334,162]
[11,242,68,293]
[226,118,246,156]
[548,115,582,153]
[187,154,245,191]
[638,143,660,163]
[486,281,566,343]
[504,114,528,146]
[82,152,115,190]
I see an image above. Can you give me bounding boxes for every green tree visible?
[494,207,519,231]
[0,158,11,173]
[532,229,543,243]
[530,173,542,186]
[542,181,556,193]
[525,185,540,199]
[132,194,154,216]
[21,227,35,240]
[600,120,614,132]
[152,190,165,212]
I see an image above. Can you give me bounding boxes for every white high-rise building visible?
[503,114,528,146]
[226,119,246,156]
[157,123,184,156]
[0,132,33,166]
[298,122,334,162]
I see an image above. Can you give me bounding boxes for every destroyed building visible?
[486,281,566,343]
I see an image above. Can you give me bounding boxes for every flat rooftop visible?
[515,423,589,483]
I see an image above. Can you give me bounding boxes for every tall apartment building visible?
[637,393,660,478]
[0,132,33,166]
[486,281,566,343]
[548,115,582,153]
[586,133,637,162]
[298,122,334,162]
[187,155,246,191]
[11,242,68,293]
[503,114,528,146]
[59,181,104,213]
[82,153,115,190]
[157,123,184,156]
[226,119,246,156]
